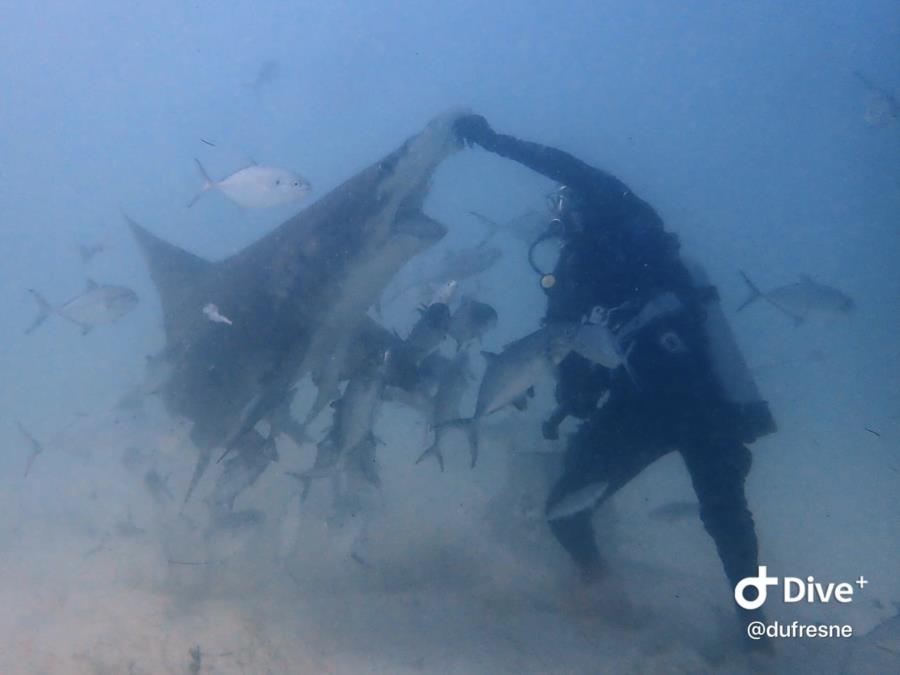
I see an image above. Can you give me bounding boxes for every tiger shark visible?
[129,111,466,505]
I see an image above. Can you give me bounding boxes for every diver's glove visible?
[454,114,497,149]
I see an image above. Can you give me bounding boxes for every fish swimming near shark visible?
[382,239,502,308]
[468,209,548,246]
[189,159,311,208]
[406,302,451,362]
[26,279,138,335]
[77,243,105,263]
[440,323,579,467]
[415,350,472,471]
[290,352,389,499]
[447,297,498,351]
[130,110,466,509]
[244,59,280,98]
[738,271,855,324]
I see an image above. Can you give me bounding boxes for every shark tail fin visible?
[737,270,764,312]
[188,159,215,207]
[25,290,53,334]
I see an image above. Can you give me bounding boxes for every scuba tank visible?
[683,258,777,443]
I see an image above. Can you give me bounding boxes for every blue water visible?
[0,2,897,673]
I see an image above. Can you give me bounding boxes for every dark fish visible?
[77,243,105,263]
[244,59,279,97]
[16,420,44,478]
[143,469,173,507]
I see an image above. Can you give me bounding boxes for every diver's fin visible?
[736,270,764,312]
[25,290,53,334]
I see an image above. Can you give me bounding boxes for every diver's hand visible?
[454,114,496,149]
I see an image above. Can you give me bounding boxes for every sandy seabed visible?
[0,402,894,675]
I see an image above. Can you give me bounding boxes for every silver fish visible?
[546,481,608,521]
[26,279,138,335]
[442,323,579,467]
[448,297,498,351]
[647,501,700,523]
[468,209,548,245]
[384,242,502,307]
[415,351,473,471]
[738,271,855,324]
[290,354,388,499]
[189,159,311,208]
[571,321,639,388]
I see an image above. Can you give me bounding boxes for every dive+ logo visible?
[734,566,869,610]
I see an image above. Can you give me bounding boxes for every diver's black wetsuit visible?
[455,116,775,617]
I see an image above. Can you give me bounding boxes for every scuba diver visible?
[454,114,777,648]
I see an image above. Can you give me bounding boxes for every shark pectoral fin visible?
[512,394,529,412]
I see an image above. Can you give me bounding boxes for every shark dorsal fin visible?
[85,278,99,292]
[126,215,213,340]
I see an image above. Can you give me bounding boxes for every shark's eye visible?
[275,179,282,186]
[293,181,300,187]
